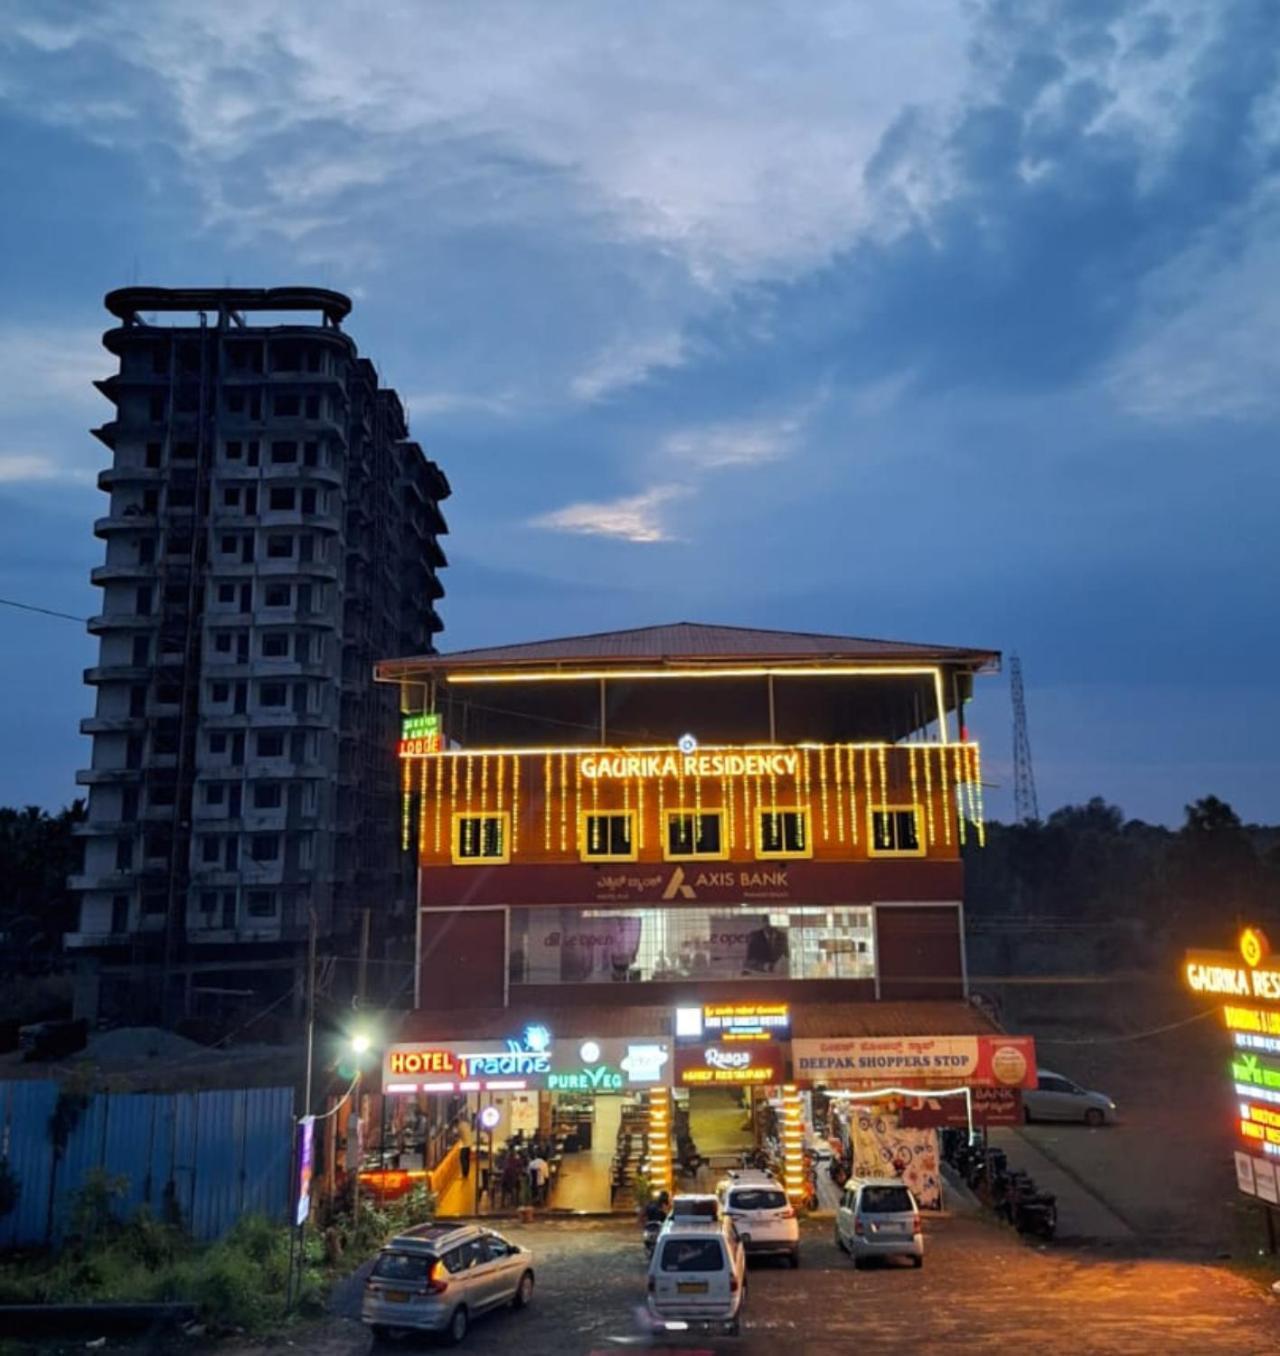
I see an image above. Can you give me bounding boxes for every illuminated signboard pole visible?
[1184,927,1280,1253]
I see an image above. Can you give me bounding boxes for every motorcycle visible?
[643,1217,663,1258]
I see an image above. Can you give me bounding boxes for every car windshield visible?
[660,1238,726,1272]
[860,1186,914,1214]
[371,1251,434,1282]
[672,1198,718,1217]
[730,1188,787,1211]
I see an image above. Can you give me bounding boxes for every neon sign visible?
[548,1065,624,1092]
[399,712,441,758]
[581,751,798,781]
[1231,1052,1280,1091]
[674,1041,784,1086]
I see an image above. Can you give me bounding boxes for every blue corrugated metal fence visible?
[0,1082,295,1247]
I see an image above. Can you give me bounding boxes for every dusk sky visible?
[1,0,1277,825]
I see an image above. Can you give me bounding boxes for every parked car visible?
[834,1179,924,1269]
[718,1172,800,1266]
[647,1217,747,1336]
[670,1193,722,1221]
[362,1223,534,1345]
[1022,1069,1117,1126]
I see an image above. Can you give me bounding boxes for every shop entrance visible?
[684,1086,755,1163]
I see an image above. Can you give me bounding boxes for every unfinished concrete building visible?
[68,287,450,1021]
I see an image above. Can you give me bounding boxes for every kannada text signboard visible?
[898,1086,1023,1128]
[792,1034,1037,1090]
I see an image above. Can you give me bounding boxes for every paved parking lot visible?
[291,1212,1280,1356]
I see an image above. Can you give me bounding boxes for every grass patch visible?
[0,1173,438,1334]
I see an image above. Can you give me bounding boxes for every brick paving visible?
[278,1213,1280,1356]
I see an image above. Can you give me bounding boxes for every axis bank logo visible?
[705,1048,752,1071]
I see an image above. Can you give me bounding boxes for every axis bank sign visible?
[792,1034,1037,1089]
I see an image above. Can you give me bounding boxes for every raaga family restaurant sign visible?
[792,1034,1037,1089]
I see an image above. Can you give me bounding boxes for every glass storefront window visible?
[508,905,874,985]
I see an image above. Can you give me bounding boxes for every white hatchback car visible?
[647,1218,747,1336]
[834,1179,923,1269]
[1022,1069,1117,1125]
[718,1172,800,1267]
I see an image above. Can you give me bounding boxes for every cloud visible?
[0,1,972,284]
[0,454,69,484]
[0,327,107,414]
[660,413,802,470]
[570,331,687,403]
[1106,205,1280,422]
[529,484,688,543]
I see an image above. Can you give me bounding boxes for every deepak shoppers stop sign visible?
[791,1034,1037,1089]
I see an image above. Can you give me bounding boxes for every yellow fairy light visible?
[401,758,411,851]
[921,744,935,846]
[543,754,552,851]
[862,746,873,836]
[433,754,443,854]
[496,752,505,815]
[834,745,845,842]
[657,770,665,846]
[971,743,987,845]
[560,751,568,853]
[801,749,812,818]
[511,755,520,856]
[769,767,778,815]
[847,745,858,845]
[938,742,951,846]
[694,765,702,839]
[908,745,920,835]
[480,751,488,813]
[637,777,645,849]
[591,763,599,851]
[819,745,829,841]
[722,774,734,850]
[465,754,474,813]
[877,745,888,818]
[418,757,429,852]
[743,772,753,852]
[953,743,967,846]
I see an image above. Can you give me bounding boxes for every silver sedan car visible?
[1023,1069,1117,1125]
[362,1223,534,1345]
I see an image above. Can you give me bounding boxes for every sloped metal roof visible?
[378,622,999,677]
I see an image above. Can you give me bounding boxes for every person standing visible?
[529,1151,549,1206]
[456,1114,474,1180]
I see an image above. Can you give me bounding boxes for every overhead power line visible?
[0,596,88,624]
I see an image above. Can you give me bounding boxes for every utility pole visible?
[1009,655,1041,825]
[357,907,371,1009]
[303,909,317,1116]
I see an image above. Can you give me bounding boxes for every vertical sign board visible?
[295,1116,315,1227]
[1185,927,1280,1215]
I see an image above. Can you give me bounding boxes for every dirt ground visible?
[987,975,1259,1258]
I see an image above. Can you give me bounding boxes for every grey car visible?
[1023,1069,1117,1125]
[362,1223,535,1345]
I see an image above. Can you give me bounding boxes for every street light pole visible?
[303,908,317,1115]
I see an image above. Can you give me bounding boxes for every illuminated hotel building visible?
[374,622,1002,1209]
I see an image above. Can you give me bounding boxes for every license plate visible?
[677,1281,708,1294]
[872,1222,902,1234]
[385,1290,410,1302]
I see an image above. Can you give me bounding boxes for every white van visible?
[646,1218,746,1336]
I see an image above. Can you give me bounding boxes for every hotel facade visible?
[371,623,1022,1210]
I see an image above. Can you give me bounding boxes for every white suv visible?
[718,1172,800,1267]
